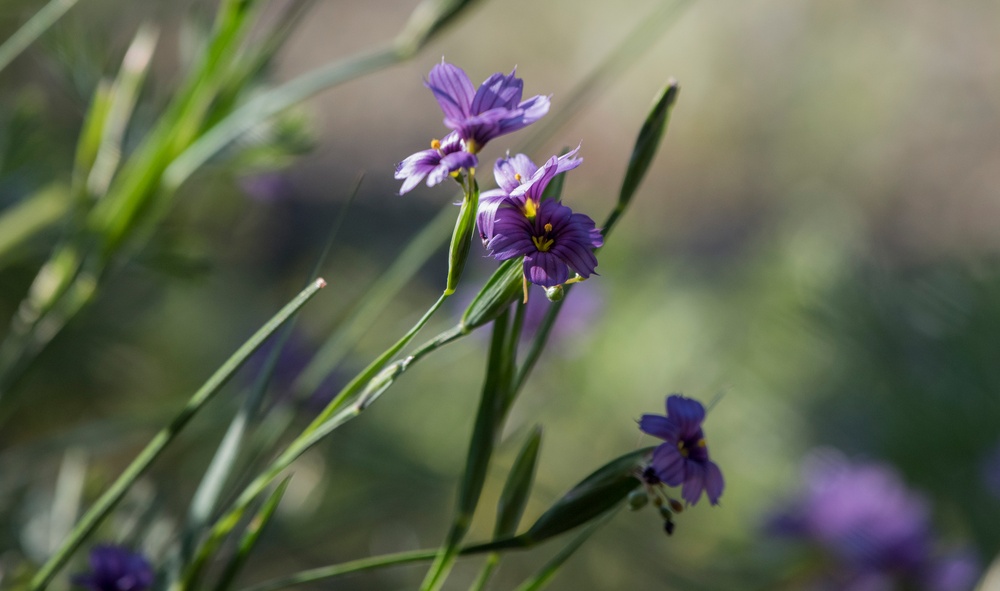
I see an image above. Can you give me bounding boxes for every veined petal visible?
[551,241,598,277]
[497,94,550,135]
[471,69,523,114]
[555,145,583,174]
[477,190,509,242]
[524,251,568,287]
[395,149,442,195]
[426,61,474,121]
[427,151,477,186]
[494,153,539,193]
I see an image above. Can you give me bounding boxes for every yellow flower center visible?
[531,222,555,252]
[466,138,480,154]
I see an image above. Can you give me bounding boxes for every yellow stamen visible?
[430,138,441,150]
[544,223,553,233]
[523,199,537,219]
[531,236,555,252]
[522,275,529,304]
[514,173,522,182]
[677,441,689,458]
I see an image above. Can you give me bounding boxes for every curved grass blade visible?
[27,278,327,591]
[512,513,612,591]
[213,477,291,591]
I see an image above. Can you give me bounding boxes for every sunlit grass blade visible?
[0,184,69,266]
[212,477,291,591]
[511,514,611,591]
[0,0,80,74]
[27,278,327,591]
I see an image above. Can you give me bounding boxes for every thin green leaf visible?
[513,514,612,591]
[603,80,680,241]
[213,478,291,591]
[393,0,485,55]
[0,185,69,265]
[0,0,80,73]
[495,426,542,538]
[461,259,523,330]
[28,277,327,591]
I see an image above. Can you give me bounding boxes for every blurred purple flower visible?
[244,332,343,410]
[639,395,724,506]
[72,545,153,591]
[425,61,549,153]
[520,283,603,346]
[766,450,979,591]
[477,149,582,243]
[239,172,292,202]
[395,131,478,195]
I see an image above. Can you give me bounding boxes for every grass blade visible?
[0,0,80,73]
[213,477,291,591]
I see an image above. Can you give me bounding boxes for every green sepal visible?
[445,180,479,295]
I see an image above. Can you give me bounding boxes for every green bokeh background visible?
[2,0,999,589]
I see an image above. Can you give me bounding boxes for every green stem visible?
[28,278,327,591]
[469,554,500,591]
[0,0,80,73]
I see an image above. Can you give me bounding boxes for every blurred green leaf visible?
[495,426,542,538]
[0,0,80,74]
[213,477,291,591]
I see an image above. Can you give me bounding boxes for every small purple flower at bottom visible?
[639,395,724,506]
[395,131,478,195]
[485,198,602,287]
[72,545,153,591]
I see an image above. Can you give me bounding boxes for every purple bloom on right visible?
[639,394,724,506]
[766,450,979,591]
[72,545,154,591]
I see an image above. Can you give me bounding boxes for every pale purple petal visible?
[395,149,442,195]
[651,444,686,486]
[477,190,508,242]
[426,62,474,121]
[471,69,523,113]
[497,94,551,135]
[426,151,477,186]
[493,153,539,193]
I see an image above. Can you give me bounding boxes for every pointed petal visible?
[651,445,686,486]
[471,69,523,113]
[639,414,678,442]
[426,61,475,121]
[704,461,725,505]
[666,395,706,439]
[681,461,706,505]
[524,251,568,287]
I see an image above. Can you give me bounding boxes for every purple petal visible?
[426,151,477,186]
[395,149,442,195]
[493,153,539,193]
[666,395,706,439]
[704,461,725,505]
[551,241,598,277]
[681,461,706,505]
[426,61,474,121]
[477,190,508,242]
[497,94,551,135]
[555,145,583,174]
[651,444,686,486]
[524,251,568,286]
[471,69,523,114]
[639,414,678,442]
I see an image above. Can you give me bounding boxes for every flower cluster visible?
[72,545,153,591]
[766,450,979,591]
[396,61,602,291]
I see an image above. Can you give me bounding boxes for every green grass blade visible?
[0,0,80,73]
[27,278,327,591]
[495,426,542,538]
[0,184,70,266]
[213,477,291,591]
[512,514,611,591]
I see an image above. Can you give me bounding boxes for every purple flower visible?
[485,197,602,287]
[395,131,478,195]
[766,450,980,591]
[477,149,582,243]
[72,545,153,591]
[426,61,549,153]
[639,395,724,506]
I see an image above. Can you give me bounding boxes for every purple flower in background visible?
[426,61,549,154]
[485,197,602,287]
[639,395,724,505]
[72,545,153,591]
[395,131,478,195]
[477,149,582,243]
[766,450,979,591]
[239,171,292,202]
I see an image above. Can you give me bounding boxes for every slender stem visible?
[0,0,80,73]
[28,278,327,591]
[469,554,500,591]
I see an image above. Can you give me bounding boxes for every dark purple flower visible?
[395,131,478,195]
[425,61,549,153]
[72,545,153,591]
[485,197,601,287]
[477,149,582,243]
[766,450,980,591]
[639,395,724,506]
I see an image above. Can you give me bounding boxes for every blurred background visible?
[1,0,999,589]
